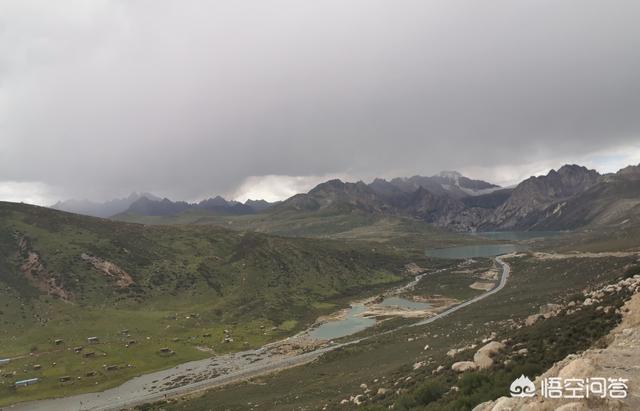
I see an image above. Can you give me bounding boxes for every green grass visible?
[8,199,632,409]
[113,209,482,253]
[389,284,630,411]
[0,201,445,406]
[410,259,493,301]
[150,253,639,411]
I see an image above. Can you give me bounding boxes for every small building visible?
[85,371,97,377]
[15,378,39,387]
[32,364,42,370]
[87,337,99,344]
[59,376,72,383]
[54,339,64,345]
[120,329,129,335]
[105,365,119,371]
[0,358,10,366]
[73,346,84,353]
[83,351,96,358]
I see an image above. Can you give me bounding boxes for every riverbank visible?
[8,257,512,411]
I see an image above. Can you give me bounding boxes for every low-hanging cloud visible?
[1,0,639,204]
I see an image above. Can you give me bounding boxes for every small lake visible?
[308,296,429,340]
[425,243,521,259]
[470,231,563,241]
[309,304,374,340]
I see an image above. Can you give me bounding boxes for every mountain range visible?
[53,164,640,232]
[52,194,276,218]
[51,192,162,218]
[277,164,640,231]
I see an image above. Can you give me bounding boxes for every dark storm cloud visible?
[1,0,640,203]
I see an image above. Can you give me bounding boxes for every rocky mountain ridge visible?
[275,164,640,231]
[54,193,276,218]
[55,163,640,232]
[123,195,275,217]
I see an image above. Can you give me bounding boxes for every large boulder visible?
[451,361,478,372]
[473,341,506,369]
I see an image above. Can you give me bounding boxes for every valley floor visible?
[6,259,512,411]
[140,251,640,411]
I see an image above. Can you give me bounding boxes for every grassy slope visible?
[113,208,480,254]
[0,201,436,406]
[150,234,640,411]
[535,222,640,253]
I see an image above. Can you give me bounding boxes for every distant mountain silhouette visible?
[51,192,161,218]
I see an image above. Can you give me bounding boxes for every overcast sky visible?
[1,0,640,205]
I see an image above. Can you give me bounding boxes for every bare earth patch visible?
[16,234,72,301]
[534,251,640,260]
[81,253,134,288]
[469,281,496,291]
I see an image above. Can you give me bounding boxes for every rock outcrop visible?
[473,341,506,370]
[452,361,479,372]
[474,276,640,411]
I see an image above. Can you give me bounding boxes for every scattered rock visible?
[525,314,543,326]
[413,361,426,370]
[451,361,478,372]
[353,394,366,405]
[473,341,505,369]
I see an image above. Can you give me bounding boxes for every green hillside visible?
[113,208,475,253]
[0,201,433,405]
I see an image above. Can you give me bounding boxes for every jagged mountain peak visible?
[199,195,231,207]
[310,179,371,194]
[438,170,463,180]
[552,164,599,178]
[616,163,640,178]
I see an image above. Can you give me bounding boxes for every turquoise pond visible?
[425,231,563,259]
[308,304,374,340]
[309,297,430,340]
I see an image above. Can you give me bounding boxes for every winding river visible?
[9,258,511,411]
